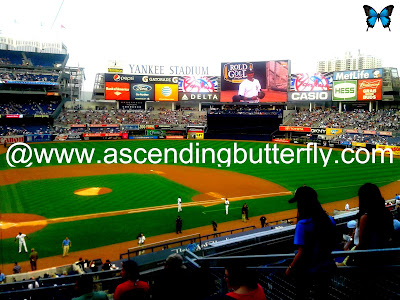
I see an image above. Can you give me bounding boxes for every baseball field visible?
[0,140,399,269]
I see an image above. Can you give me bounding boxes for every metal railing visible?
[120,225,256,259]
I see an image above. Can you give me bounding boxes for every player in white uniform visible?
[233,69,262,103]
[137,233,146,255]
[224,198,230,215]
[177,196,182,212]
[15,232,30,253]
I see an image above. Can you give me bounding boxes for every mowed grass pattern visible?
[0,140,399,263]
[0,174,200,218]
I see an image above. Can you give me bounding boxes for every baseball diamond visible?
[0,139,399,273]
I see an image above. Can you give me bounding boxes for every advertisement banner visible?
[6,114,23,118]
[179,92,220,101]
[122,124,139,130]
[279,126,311,132]
[0,135,24,144]
[311,128,327,135]
[352,142,366,147]
[179,76,219,92]
[339,141,352,146]
[376,145,400,156]
[119,101,145,110]
[104,73,136,83]
[333,68,383,81]
[290,72,333,91]
[70,124,86,128]
[105,82,130,100]
[346,129,359,134]
[154,84,179,101]
[130,83,155,100]
[378,131,392,136]
[362,130,376,135]
[272,139,290,143]
[333,81,357,101]
[88,124,119,128]
[166,135,184,139]
[326,128,342,135]
[54,134,68,141]
[357,79,382,101]
[83,133,121,137]
[289,91,332,102]
[178,75,220,101]
[187,129,204,139]
[25,134,52,142]
[221,60,289,102]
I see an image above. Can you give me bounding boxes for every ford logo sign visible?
[133,84,152,91]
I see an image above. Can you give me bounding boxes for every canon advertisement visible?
[220,60,290,102]
[288,72,333,102]
[178,76,220,101]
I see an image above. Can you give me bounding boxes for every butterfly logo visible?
[363,5,394,31]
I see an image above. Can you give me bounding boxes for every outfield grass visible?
[0,140,399,264]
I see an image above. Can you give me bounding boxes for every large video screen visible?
[220,60,289,102]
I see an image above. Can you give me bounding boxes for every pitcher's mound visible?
[74,187,112,196]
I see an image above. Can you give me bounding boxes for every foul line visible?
[9,191,293,227]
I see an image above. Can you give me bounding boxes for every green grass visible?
[0,140,399,264]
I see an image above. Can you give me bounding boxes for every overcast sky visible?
[0,0,398,91]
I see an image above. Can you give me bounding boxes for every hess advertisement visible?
[220,60,290,102]
[357,79,382,100]
[332,81,357,101]
[178,76,220,101]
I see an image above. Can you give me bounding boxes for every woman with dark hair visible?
[224,264,266,300]
[286,186,337,299]
[355,183,394,263]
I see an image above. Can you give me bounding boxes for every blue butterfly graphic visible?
[363,5,394,31]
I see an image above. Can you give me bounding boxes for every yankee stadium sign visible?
[129,64,211,76]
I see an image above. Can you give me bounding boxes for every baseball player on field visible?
[15,232,30,253]
[224,198,230,215]
[177,196,182,212]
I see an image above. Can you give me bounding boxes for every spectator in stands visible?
[286,186,337,299]
[354,183,394,264]
[28,277,40,289]
[102,259,112,271]
[12,262,21,274]
[113,260,149,300]
[187,240,199,252]
[73,258,85,274]
[223,263,267,300]
[0,270,5,283]
[152,253,196,300]
[72,274,108,300]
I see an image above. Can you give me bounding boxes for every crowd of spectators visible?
[56,108,207,126]
[331,133,397,145]
[208,107,282,116]
[0,100,59,115]
[290,109,400,131]
[0,71,58,82]
[0,57,12,65]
